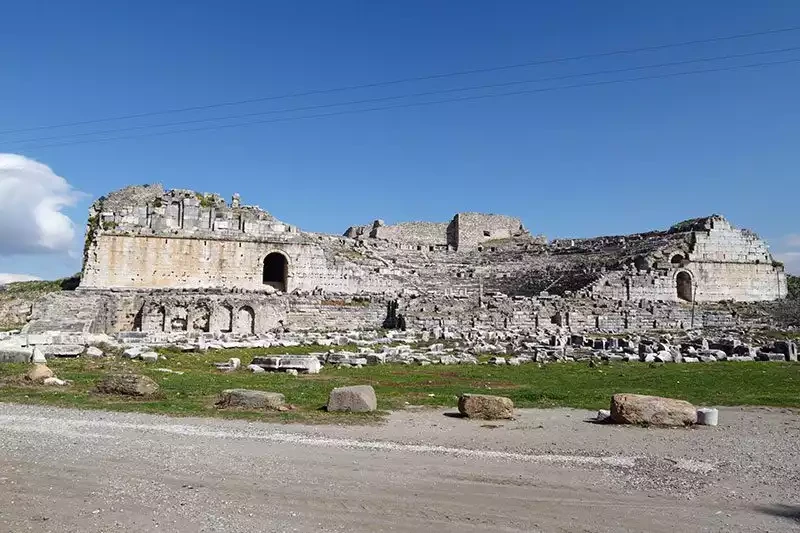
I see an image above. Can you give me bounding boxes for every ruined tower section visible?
[80,185,395,294]
[344,212,529,251]
[588,215,787,303]
[451,213,528,250]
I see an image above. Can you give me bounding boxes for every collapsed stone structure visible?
[24,184,788,339]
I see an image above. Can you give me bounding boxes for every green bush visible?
[788,274,799,299]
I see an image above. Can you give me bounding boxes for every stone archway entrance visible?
[263,252,288,291]
[676,271,693,302]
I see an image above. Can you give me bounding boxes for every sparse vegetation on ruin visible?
[1,275,80,294]
[0,347,797,424]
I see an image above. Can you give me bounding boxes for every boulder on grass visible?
[457,394,514,420]
[216,389,285,410]
[327,385,377,412]
[26,364,54,382]
[610,393,696,426]
[96,374,159,397]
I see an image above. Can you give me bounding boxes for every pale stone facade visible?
[65,185,788,337]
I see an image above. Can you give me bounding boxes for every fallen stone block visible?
[214,357,241,371]
[216,389,285,410]
[610,393,697,427]
[696,407,719,426]
[24,334,52,346]
[139,351,159,363]
[250,355,321,374]
[654,351,672,363]
[26,364,54,382]
[488,356,506,365]
[31,347,47,364]
[43,377,68,386]
[0,345,33,363]
[85,346,105,358]
[247,364,265,373]
[96,374,159,397]
[41,344,84,358]
[327,385,377,412]
[457,394,514,420]
[122,346,149,359]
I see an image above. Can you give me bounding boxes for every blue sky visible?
[1,1,799,279]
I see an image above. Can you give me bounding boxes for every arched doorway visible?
[670,254,685,266]
[263,252,288,291]
[676,271,693,302]
[236,306,255,335]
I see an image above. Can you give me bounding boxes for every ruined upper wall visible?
[90,184,297,241]
[345,212,529,250]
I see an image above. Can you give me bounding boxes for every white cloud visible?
[774,251,800,275]
[0,154,79,255]
[784,234,800,248]
[0,273,41,285]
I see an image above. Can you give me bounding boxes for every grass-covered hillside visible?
[0,275,80,330]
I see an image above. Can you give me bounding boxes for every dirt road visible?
[0,403,797,532]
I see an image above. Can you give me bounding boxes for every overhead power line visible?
[15,56,800,151]
[2,23,800,136]
[6,45,800,146]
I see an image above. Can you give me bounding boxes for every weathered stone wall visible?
[372,221,449,248]
[453,212,526,250]
[82,233,398,294]
[589,217,787,302]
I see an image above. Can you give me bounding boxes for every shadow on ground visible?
[754,504,800,523]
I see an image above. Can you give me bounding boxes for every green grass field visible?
[0,344,798,424]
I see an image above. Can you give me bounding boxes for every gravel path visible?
[0,403,798,532]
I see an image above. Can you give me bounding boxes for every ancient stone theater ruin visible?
[28,184,787,339]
